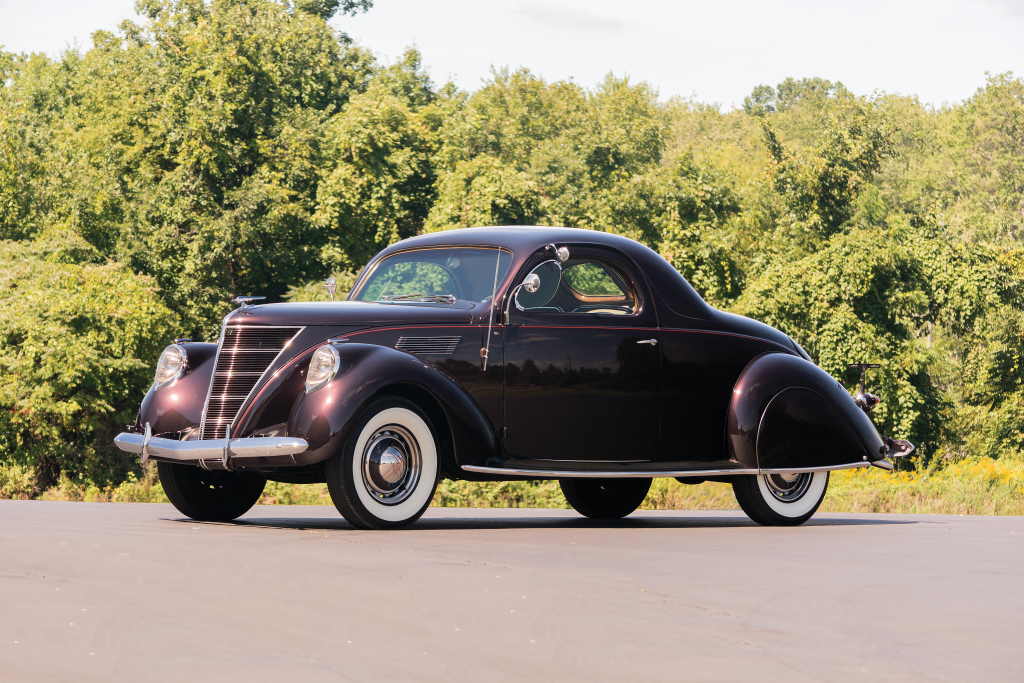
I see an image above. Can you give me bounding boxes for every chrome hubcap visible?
[361,425,421,505]
[763,472,813,503]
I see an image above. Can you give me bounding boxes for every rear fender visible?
[726,353,886,470]
[288,343,498,472]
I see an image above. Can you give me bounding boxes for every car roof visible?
[368,225,715,322]
[379,226,647,259]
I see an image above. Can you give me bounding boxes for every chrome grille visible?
[200,325,302,440]
[395,336,461,355]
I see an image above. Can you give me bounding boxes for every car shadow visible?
[167,511,923,532]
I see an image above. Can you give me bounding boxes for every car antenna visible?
[481,249,502,370]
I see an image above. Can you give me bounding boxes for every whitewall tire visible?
[733,471,829,526]
[326,397,439,530]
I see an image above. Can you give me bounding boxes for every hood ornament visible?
[324,277,337,302]
[231,296,265,311]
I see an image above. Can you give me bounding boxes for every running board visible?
[461,461,872,479]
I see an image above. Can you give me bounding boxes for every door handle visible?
[637,339,658,345]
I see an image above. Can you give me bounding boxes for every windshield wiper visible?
[379,293,457,305]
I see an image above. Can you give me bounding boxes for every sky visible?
[2,0,1022,108]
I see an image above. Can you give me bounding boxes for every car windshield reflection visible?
[352,247,513,305]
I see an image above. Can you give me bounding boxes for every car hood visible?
[224,301,479,327]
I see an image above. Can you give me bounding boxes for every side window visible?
[516,258,637,316]
[562,261,636,315]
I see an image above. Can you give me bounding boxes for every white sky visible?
[2,0,1022,108]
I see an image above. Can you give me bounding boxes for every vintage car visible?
[114,226,913,529]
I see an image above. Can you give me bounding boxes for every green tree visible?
[8,0,378,338]
[760,97,897,254]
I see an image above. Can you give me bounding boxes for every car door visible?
[502,245,661,462]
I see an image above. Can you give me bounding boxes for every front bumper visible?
[114,431,309,466]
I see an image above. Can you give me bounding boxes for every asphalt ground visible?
[0,501,1021,682]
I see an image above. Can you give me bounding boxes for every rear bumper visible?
[871,437,915,470]
[882,437,915,459]
[113,431,309,466]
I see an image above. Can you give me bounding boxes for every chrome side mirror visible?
[547,244,569,262]
[324,276,337,302]
[503,261,561,324]
[522,273,541,293]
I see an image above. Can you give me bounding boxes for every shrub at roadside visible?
[0,237,178,494]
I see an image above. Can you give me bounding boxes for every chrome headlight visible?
[154,344,187,389]
[306,344,341,393]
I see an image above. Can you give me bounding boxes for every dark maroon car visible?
[115,226,912,528]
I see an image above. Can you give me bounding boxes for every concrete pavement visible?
[0,501,1021,682]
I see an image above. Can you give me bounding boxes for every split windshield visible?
[352,247,513,304]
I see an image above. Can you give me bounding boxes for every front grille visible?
[200,325,302,440]
[395,336,461,355]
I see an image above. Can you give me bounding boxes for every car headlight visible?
[306,344,341,393]
[154,344,187,389]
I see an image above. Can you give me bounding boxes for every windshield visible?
[352,247,513,304]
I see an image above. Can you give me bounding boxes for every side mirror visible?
[503,260,561,324]
[546,243,569,262]
[324,276,337,302]
[522,273,541,293]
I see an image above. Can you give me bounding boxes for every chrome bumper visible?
[113,431,308,465]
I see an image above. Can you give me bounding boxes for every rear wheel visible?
[326,397,440,530]
[157,461,266,522]
[560,478,652,519]
[732,471,829,526]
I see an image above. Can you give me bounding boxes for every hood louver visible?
[395,336,461,356]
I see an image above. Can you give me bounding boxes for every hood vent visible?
[395,336,461,356]
[200,325,302,440]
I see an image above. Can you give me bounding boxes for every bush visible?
[0,237,178,491]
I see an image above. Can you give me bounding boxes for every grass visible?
[5,456,1023,516]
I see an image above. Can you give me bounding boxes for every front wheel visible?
[560,478,652,519]
[732,471,829,526]
[326,397,440,530]
[157,461,266,522]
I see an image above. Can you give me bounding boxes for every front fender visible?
[288,343,499,471]
[726,353,886,469]
[138,343,218,436]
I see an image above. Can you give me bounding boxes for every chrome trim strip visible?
[197,324,227,440]
[114,432,308,462]
[760,461,872,474]
[213,350,295,354]
[462,461,874,478]
[460,465,760,479]
[199,324,305,440]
